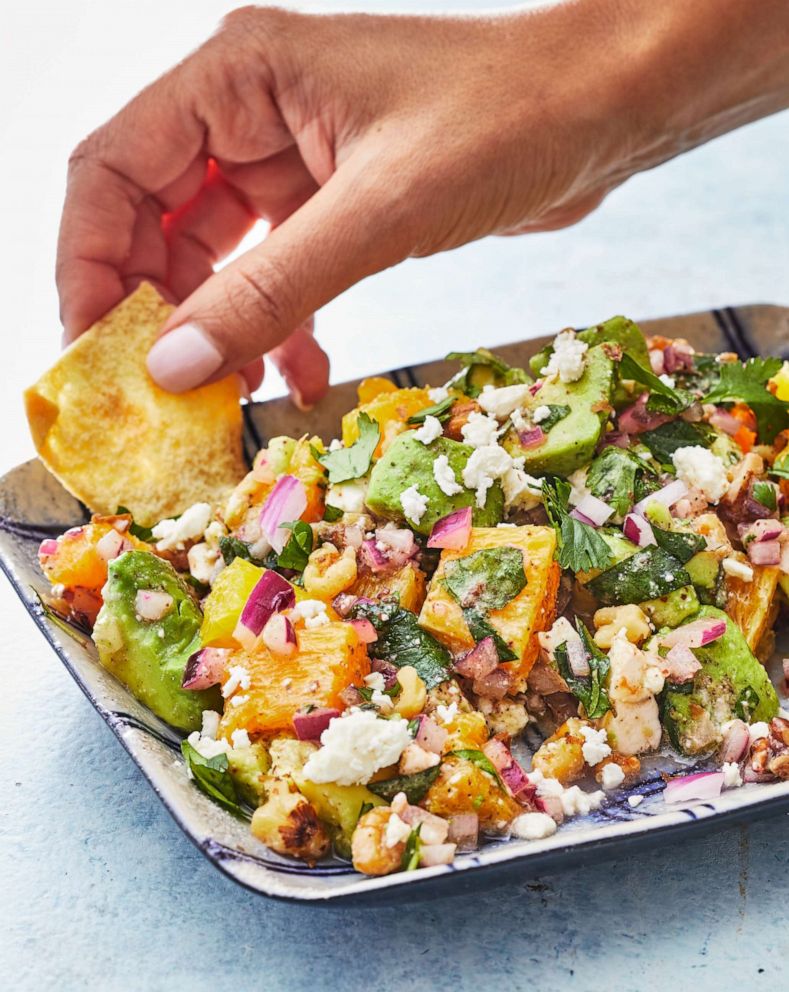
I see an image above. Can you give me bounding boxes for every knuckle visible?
[227,257,295,337]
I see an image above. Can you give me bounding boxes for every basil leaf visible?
[586,547,691,605]
[554,620,611,720]
[367,765,441,804]
[651,526,707,564]
[640,420,714,464]
[181,740,244,816]
[449,749,505,789]
[537,404,571,432]
[751,481,778,513]
[323,504,343,522]
[402,825,422,871]
[316,412,380,483]
[462,608,517,662]
[116,506,154,542]
[218,536,267,567]
[704,356,789,443]
[407,395,455,425]
[353,600,452,689]
[443,547,526,612]
[276,520,313,571]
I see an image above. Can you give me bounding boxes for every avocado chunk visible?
[294,776,386,859]
[529,316,649,378]
[365,431,504,535]
[504,344,615,477]
[661,606,779,755]
[93,550,221,731]
[640,586,700,628]
[227,743,270,806]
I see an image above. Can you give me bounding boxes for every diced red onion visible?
[349,618,378,644]
[339,685,362,707]
[634,478,689,516]
[235,570,296,646]
[261,612,297,655]
[343,526,364,549]
[618,394,672,435]
[38,538,59,558]
[413,714,448,754]
[680,402,704,423]
[535,793,565,824]
[96,529,128,562]
[720,719,750,764]
[742,518,784,543]
[292,707,340,741]
[573,494,614,527]
[375,527,416,558]
[566,636,591,677]
[709,408,742,436]
[649,349,665,375]
[518,426,546,450]
[454,637,499,679]
[134,589,173,621]
[395,802,449,845]
[747,540,781,566]
[528,381,543,396]
[664,771,724,804]
[447,813,479,852]
[570,508,596,527]
[482,738,535,804]
[418,843,456,867]
[663,343,694,374]
[332,593,358,617]
[360,539,390,573]
[370,657,399,689]
[599,430,631,451]
[623,512,656,547]
[742,764,774,784]
[182,647,230,690]
[427,507,473,551]
[661,644,701,683]
[259,475,307,553]
[661,617,727,650]
[472,668,512,700]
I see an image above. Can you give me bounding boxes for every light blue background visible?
[2,2,788,989]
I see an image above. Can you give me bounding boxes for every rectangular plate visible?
[2,304,788,902]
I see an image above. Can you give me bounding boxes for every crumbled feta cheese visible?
[461,412,500,449]
[201,710,220,740]
[532,405,552,424]
[302,709,412,785]
[222,665,251,698]
[497,522,517,528]
[204,520,227,548]
[433,454,463,496]
[560,785,605,817]
[600,762,625,790]
[428,386,449,403]
[567,467,591,507]
[722,557,754,583]
[187,542,220,584]
[231,729,251,749]
[292,600,329,626]
[414,415,444,445]
[185,730,230,761]
[541,330,588,384]
[510,407,530,432]
[328,438,343,451]
[748,721,769,743]
[305,612,330,629]
[672,446,729,503]
[659,374,676,389]
[371,689,394,713]
[579,725,612,766]
[152,502,213,551]
[385,812,412,848]
[628,794,644,808]
[722,761,743,789]
[462,445,513,508]
[511,811,558,840]
[478,383,532,420]
[326,478,368,514]
[364,672,387,691]
[501,456,543,511]
[400,484,429,524]
[435,702,459,724]
[229,693,249,708]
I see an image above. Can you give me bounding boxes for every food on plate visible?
[36,316,789,877]
[24,283,245,525]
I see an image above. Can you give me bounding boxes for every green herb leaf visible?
[703,356,789,443]
[353,599,452,689]
[181,740,244,816]
[446,348,511,376]
[445,348,528,397]
[449,749,505,790]
[586,547,691,605]
[537,404,571,432]
[407,395,455,425]
[751,481,778,513]
[586,448,639,518]
[443,547,526,612]
[402,824,422,871]
[276,520,314,571]
[116,506,154,542]
[640,420,714,464]
[619,354,689,414]
[356,680,401,703]
[322,504,343,522]
[462,609,517,662]
[542,478,613,574]
[651,526,707,564]
[735,686,760,722]
[554,620,611,719]
[358,801,374,820]
[367,765,441,804]
[218,536,267,567]
[315,412,380,483]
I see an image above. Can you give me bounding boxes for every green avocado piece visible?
[365,431,503,535]
[685,551,724,605]
[528,316,649,378]
[661,606,779,755]
[227,743,270,806]
[93,551,221,731]
[504,344,615,477]
[640,585,700,628]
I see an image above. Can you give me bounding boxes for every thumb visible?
[146,154,409,394]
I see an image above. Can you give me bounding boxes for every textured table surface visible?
[1,2,788,989]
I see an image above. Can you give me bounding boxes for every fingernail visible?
[146,323,224,392]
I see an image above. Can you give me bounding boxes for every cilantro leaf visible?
[704,357,789,443]
[367,765,441,805]
[181,740,244,816]
[618,353,689,414]
[276,520,313,571]
[116,506,154,542]
[315,412,380,483]
[402,824,422,871]
[542,477,613,573]
[407,395,455,425]
[640,420,714,464]
[554,620,611,720]
[751,480,778,513]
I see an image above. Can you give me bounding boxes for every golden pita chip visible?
[25,282,246,526]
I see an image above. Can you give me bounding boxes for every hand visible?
[56,1,789,404]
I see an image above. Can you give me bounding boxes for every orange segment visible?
[342,386,432,457]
